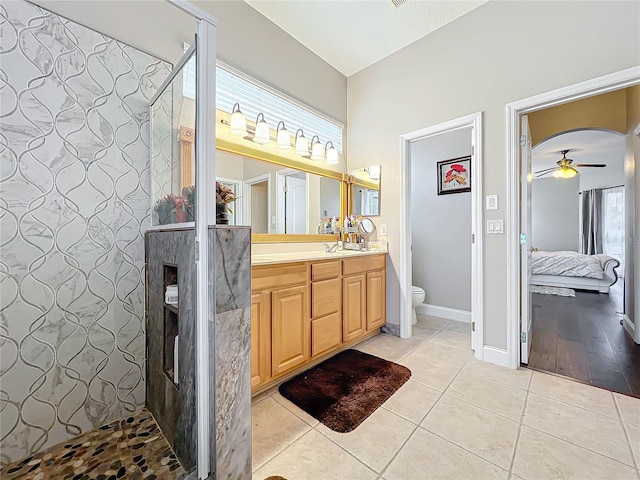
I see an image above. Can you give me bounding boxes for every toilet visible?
[411,286,425,325]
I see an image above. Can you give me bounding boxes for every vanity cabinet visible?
[251,254,386,394]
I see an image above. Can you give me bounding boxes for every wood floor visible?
[528,282,640,397]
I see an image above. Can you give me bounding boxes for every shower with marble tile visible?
[0,2,249,479]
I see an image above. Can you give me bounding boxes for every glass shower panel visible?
[145,46,199,477]
[151,51,196,226]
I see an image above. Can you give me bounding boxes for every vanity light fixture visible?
[310,135,324,161]
[276,121,291,149]
[366,165,380,180]
[325,141,339,165]
[295,129,309,155]
[253,113,271,145]
[229,103,248,136]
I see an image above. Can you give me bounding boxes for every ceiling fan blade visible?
[534,169,556,178]
[574,164,607,168]
[533,167,557,175]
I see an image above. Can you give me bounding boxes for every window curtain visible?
[602,186,625,275]
[580,188,603,255]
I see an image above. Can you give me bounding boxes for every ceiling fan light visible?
[229,103,247,136]
[276,121,291,149]
[253,113,271,145]
[553,166,578,179]
[294,129,308,155]
[310,135,324,161]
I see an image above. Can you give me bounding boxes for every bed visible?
[531,250,620,293]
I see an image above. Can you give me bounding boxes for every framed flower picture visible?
[437,156,471,195]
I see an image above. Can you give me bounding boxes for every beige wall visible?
[31,0,347,124]
[527,89,627,146]
[347,0,640,349]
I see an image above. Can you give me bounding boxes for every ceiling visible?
[243,0,488,76]
[532,129,625,177]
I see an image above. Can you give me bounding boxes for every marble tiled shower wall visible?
[0,1,170,466]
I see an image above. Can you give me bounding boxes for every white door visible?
[520,115,533,364]
[285,175,307,234]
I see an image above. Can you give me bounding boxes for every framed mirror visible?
[348,165,381,216]
[216,149,346,241]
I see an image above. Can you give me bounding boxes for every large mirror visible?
[216,150,344,236]
[349,165,381,216]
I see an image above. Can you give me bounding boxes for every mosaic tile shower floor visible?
[1,409,185,480]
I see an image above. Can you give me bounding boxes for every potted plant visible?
[216,181,236,225]
[182,185,195,222]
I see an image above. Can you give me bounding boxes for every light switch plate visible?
[380,224,388,236]
[486,194,498,210]
[487,219,504,234]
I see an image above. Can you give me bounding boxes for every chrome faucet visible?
[324,242,338,253]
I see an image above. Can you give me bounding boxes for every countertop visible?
[251,248,387,266]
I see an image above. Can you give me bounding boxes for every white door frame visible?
[505,66,640,369]
[399,112,484,359]
[243,174,271,232]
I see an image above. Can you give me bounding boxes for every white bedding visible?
[531,251,604,279]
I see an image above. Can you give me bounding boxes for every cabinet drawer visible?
[252,263,308,292]
[311,260,340,281]
[312,278,340,318]
[311,312,341,357]
[342,254,385,276]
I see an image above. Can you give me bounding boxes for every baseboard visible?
[417,304,471,323]
[483,346,509,368]
[622,314,635,341]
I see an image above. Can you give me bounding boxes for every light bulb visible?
[295,129,308,156]
[253,113,271,145]
[325,142,339,165]
[276,121,290,149]
[310,135,324,161]
[229,103,247,136]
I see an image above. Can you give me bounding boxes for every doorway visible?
[399,112,484,360]
[506,67,640,380]
[276,169,307,234]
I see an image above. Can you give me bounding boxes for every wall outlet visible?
[380,223,388,236]
[486,194,498,210]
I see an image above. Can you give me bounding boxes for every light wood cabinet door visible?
[271,284,309,376]
[311,312,341,357]
[342,274,366,342]
[366,270,386,331]
[251,293,270,389]
[312,278,340,319]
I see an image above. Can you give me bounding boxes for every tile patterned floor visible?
[0,409,185,480]
[252,315,640,480]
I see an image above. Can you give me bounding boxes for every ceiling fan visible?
[534,149,607,179]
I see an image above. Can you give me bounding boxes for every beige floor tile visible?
[622,422,639,468]
[411,341,474,369]
[615,392,640,427]
[416,314,451,330]
[529,371,617,418]
[356,333,425,362]
[400,353,460,391]
[445,372,527,421]
[383,428,507,480]
[512,426,637,480]
[523,393,633,466]
[316,408,415,474]
[421,394,520,470]
[252,396,312,470]
[272,392,319,427]
[382,379,442,424]
[444,320,472,332]
[411,323,442,340]
[430,328,472,350]
[253,429,378,480]
[463,359,532,390]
